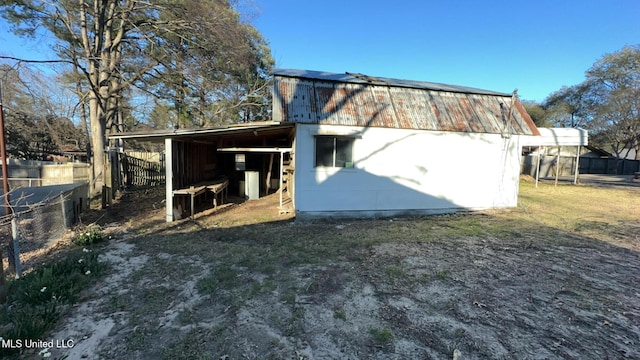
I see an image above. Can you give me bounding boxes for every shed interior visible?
[169,125,295,219]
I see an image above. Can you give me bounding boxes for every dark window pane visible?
[315,136,334,167]
[335,137,353,167]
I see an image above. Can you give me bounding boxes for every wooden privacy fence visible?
[579,157,640,175]
[120,153,165,188]
[1,160,89,188]
[522,155,640,177]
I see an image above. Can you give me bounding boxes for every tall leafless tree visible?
[1,0,273,192]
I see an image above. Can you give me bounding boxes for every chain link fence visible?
[1,183,89,277]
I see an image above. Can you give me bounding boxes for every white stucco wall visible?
[294,124,522,218]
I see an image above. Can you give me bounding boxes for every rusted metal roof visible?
[273,69,540,136]
[108,122,294,141]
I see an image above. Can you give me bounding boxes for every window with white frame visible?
[315,135,354,168]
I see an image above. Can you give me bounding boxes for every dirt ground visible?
[14,184,640,359]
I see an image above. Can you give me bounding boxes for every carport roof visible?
[520,127,588,147]
[107,121,294,141]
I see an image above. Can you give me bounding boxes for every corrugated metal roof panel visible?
[273,69,539,135]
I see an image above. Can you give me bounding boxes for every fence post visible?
[11,216,21,278]
[0,246,4,302]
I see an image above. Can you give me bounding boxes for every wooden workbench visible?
[173,178,229,219]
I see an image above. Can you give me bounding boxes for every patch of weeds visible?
[139,286,178,313]
[260,279,278,294]
[197,265,239,294]
[249,279,276,298]
[72,226,104,246]
[127,326,148,350]
[333,307,347,321]
[0,250,107,357]
[198,265,269,310]
[280,287,297,305]
[162,327,210,360]
[108,294,127,311]
[454,327,466,337]
[384,265,413,287]
[303,279,319,294]
[386,265,405,278]
[177,308,195,326]
[283,306,305,337]
[433,269,450,281]
[369,327,394,347]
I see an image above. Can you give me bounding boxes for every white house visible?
[110,69,544,221]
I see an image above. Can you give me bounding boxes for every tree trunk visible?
[89,95,105,194]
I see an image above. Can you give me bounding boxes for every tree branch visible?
[0,55,72,64]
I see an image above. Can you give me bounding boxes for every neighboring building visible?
[111,69,548,221]
[616,148,638,161]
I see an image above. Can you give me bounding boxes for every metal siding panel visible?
[437,92,472,132]
[458,95,486,133]
[275,78,294,122]
[507,100,528,135]
[276,78,317,123]
[295,79,317,123]
[415,91,441,131]
[468,94,503,133]
[341,84,367,126]
[484,97,507,133]
[469,95,497,133]
[329,83,360,126]
[388,87,431,130]
[314,81,336,124]
[276,73,539,135]
[516,100,539,135]
[370,86,398,128]
[499,96,539,135]
[387,87,412,129]
[352,87,381,127]
[426,91,456,132]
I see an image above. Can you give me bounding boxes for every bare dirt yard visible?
[16,179,640,359]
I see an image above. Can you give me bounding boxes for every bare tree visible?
[0,64,85,159]
[1,0,273,193]
[586,45,640,159]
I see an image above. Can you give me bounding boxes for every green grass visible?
[333,307,347,320]
[514,180,639,244]
[0,248,107,357]
[369,327,394,347]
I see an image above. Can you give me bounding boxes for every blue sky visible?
[253,0,640,101]
[1,0,639,102]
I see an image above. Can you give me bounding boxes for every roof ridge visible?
[272,68,511,96]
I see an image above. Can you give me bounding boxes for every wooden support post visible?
[574,145,580,185]
[535,147,542,188]
[555,146,561,187]
[190,191,195,220]
[266,153,274,192]
[11,217,20,278]
[279,151,284,210]
[0,246,5,302]
[165,138,174,222]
